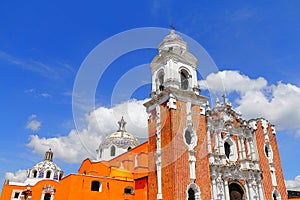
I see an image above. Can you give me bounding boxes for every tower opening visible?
[180,70,189,90]
[229,183,245,200]
[158,71,164,91]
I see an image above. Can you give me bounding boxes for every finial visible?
[222,94,226,105]
[44,148,53,162]
[169,24,175,30]
[118,116,126,132]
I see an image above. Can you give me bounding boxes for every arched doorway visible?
[44,193,51,200]
[229,182,245,200]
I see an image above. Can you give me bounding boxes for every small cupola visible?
[44,148,53,161]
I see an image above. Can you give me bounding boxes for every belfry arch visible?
[229,182,246,200]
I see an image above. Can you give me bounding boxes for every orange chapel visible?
[1,30,289,200]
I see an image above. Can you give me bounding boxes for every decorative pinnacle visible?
[222,94,227,105]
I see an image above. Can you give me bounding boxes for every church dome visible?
[25,149,63,185]
[97,117,139,161]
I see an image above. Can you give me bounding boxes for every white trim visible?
[155,104,163,200]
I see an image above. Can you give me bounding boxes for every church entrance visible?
[229,182,245,200]
[43,193,51,200]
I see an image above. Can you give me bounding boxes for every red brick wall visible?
[254,120,288,200]
[193,105,212,200]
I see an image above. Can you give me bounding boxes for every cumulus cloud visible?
[26,114,41,131]
[27,99,148,163]
[5,169,27,182]
[199,70,300,134]
[286,175,300,190]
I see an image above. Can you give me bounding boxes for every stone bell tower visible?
[144,30,211,200]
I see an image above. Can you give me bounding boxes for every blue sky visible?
[1,0,300,190]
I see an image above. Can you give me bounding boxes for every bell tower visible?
[150,29,200,96]
[145,30,211,200]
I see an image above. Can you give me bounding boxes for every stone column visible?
[224,179,230,200]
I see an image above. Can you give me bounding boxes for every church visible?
[0,30,290,200]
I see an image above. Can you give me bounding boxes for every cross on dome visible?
[118,116,127,132]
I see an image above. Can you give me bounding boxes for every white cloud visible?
[199,70,300,133]
[26,115,41,131]
[5,170,27,182]
[286,175,300,190]
[199,70,267,94]
[26,99,148,163]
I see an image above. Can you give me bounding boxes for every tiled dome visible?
[99,117,139,149]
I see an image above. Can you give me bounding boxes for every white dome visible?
[32,160,61,172]
[100,130,139,149]
[25,149,63,184]
[97,117,139,161]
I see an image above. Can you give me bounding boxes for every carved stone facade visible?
[145,30,287,200]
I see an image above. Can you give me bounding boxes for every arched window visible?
[158,71,164,91]
[180,69,189,90]
[43,193,51,200]
[224,142,231,159]
[229,182,245,200]
[188,188,195,200]
[91,181,102,192]
[32,170,37,178]
[46,171,51,179]
[264,143,273,160]
[110,146,116,157]
[265,145,269,157]
[124,186,134,194]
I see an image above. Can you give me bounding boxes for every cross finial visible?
[222,94,226,105]
[118,116,126,132]
[170,24,175,30]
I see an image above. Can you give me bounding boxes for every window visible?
[180,70,189,90]
[91,181,102,192]
[32,170,37,178]
[127,146,132,151]
[99,149,103,158]
[188,188,195,200]
[46,171,51,178]
[185,130,192,145]
[14,192,20,198]
[124,186,134,194]
[224,142,231,159]
[110,146,116,157]
[44,193,51,200]
[264,144,273,160]
[265,146,269,157]
[158,72,164,91]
